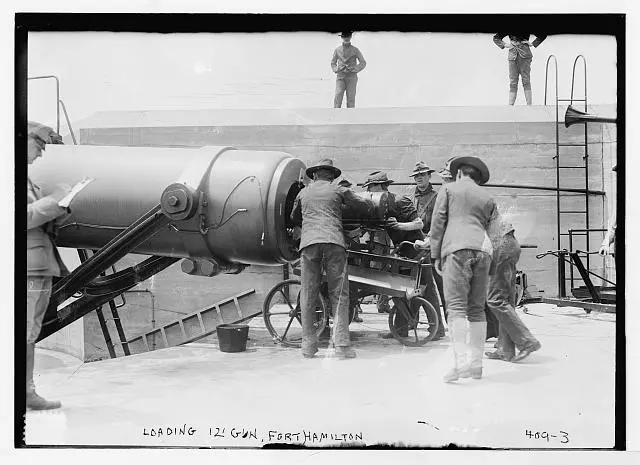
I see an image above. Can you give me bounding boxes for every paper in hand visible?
[58,177,95,209]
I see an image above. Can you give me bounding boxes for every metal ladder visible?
[116,288,258,355]
[544,55,594,297]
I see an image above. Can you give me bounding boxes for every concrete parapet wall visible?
[65,105,616,360]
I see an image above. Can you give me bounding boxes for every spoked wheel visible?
[263,279,328,347]
[515,282,525,307]
[388,296,440,347]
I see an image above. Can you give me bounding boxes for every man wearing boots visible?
[331,31,367,108]
[26,121,69,410]
[485,220,541,362]
[493,33,547,105]
[430,156,497,382]
[290,159,370,359]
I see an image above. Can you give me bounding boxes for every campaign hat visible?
[305,158,342,179]
[362,171,394,188]
[410,161,436,177]
[449,156,490,185]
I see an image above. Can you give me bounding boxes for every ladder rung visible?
[196,313,206,333]
[558,98,587,102]
[558,166,586,169]
[559,210,587,214]
[560,232,588,236]
[557,143,586,147]
[234,297,243,319]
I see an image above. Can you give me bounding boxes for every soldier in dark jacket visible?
[493,33,547,105]
[407,161,447,322]
[26,121,69,410]
[485,220,541,362]
[290,159,370,359]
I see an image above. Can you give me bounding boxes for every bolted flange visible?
[160,183,198,221]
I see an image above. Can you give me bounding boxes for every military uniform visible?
[290,159,370,358]
[486,221,541,361]
[493,33,547,104]
[430,156,495,381]
[26,121,67,409]
[331,32,367,108]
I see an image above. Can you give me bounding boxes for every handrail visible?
[570,55,588,108]
[543,55,558,106]
[384,182,605,196]
[59,99,78,145]
[27,75,60,133]
[28,75,78,145]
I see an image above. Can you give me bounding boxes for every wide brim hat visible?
[305,158,342,179]
[340,31,353,38]
[449,156,490,185]
[362,171,394,188]
[410,161,436,177]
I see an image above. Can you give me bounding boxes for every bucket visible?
[216,324,250,353]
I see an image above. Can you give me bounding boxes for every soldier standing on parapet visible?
[331,31,367,108]
[493,33,547,105]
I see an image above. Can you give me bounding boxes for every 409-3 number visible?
[525,430,569,444]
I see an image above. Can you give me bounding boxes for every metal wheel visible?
[388,296,440,347]
[263,279,328,347]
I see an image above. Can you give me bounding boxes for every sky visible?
[27,31,617,132]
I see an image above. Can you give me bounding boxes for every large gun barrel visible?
[29,145,306,267]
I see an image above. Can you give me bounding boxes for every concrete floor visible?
[24,303,617,448]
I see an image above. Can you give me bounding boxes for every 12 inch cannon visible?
[30,145,309,340]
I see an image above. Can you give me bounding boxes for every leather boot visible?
[509,91,517,105]
[468,321,487,379]
[443,318,469,383]
[524,90,532,105]
[26,343,61,411]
